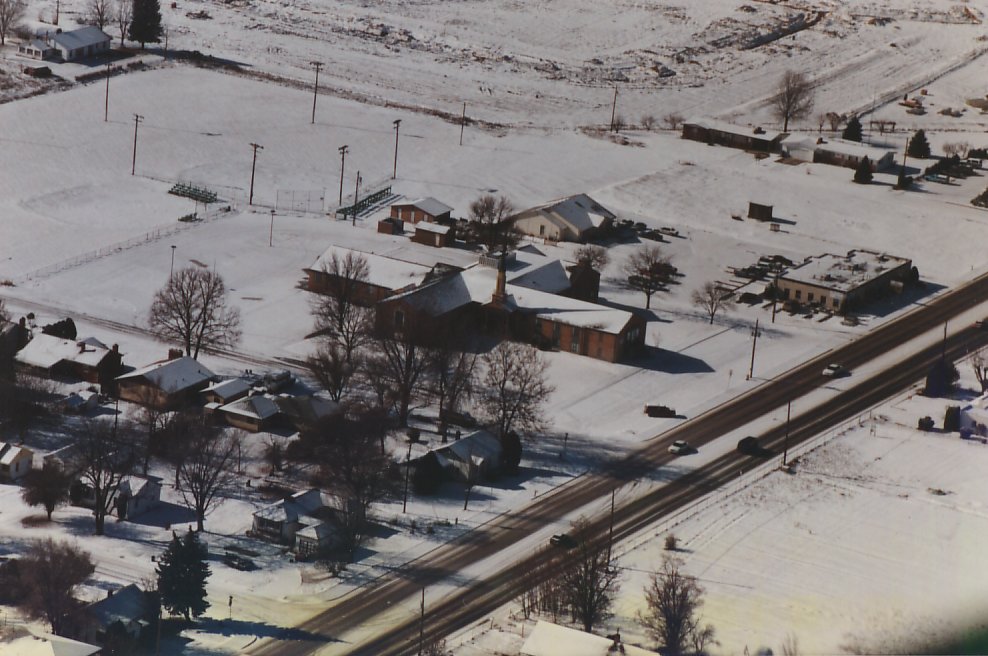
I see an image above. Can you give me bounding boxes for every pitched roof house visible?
[51,27,111,61]
[251,489,341,555]
[15,334,122,389]
[216,394,280,432]
[432,430,503,483]
[116,356,214,410]
[682,117,785,152]
[389,197,453,224]
[0,442,33,482]
[69,584,147,646]
[0,628,102,656]
[510,194,616,243]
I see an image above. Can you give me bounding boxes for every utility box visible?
[748,202,773,221]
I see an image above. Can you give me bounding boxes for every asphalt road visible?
[250,271,988,656]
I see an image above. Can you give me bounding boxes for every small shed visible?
[389,197,453,224]
[216,394,280,432]
[0,442,33,482]
[201,378,252,405]
[748,202,773,221]
[411,221,451,248]
[377,217,404,235]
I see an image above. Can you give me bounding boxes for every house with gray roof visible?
[510,193,616,243]
[116,355,214,410]
[52,26,111,61]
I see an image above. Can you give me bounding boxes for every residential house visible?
[216,394,280,432]
[411,221,451,248]
[69,584,146,646]
[15,334,123,391]
[682,117,785,152]
[389,197,453,224]
[775,249,913,314]
[113,475,161,520]
[116,355,214,410]
[51,27,111,61]
[304,246,432,304]
[0,442,33,482]
[61,390,100,414]
[17,39,57,60]
[0,628,102,656]
[251,489,339,554]
[274,395,342,432]
[782,136,895,171]
[510,194,615,243]
[432,430,503,483]
[522,621,659,656]
[201,378,252,405]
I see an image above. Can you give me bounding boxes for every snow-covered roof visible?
[117,475,161,499]
[780,249,911,294]
[516,193,616,234]
[0,442,32,467]
[203,377,252,400]
[414,221,450,235]
[394,197,453,217]
[296,520,337,543]
[509,284,635,333]
[15,333,114,370]
[307,245,432,292]
[685,116,784,142]
[439,430,502,466]
[1,629,101,656]
[116,356,214,394]
[219,394,280,420]
[52,27,110,51]
[522,621,659,656]
[85,583,145,628]
[253,489,330,523]
[813,137,894,161]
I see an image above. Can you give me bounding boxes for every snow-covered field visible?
[3,0,988,653]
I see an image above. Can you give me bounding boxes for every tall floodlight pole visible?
[248,142,263,206]
[104,62,111,122]
[746,318,761,380]
[338,145,349,205]
[392,119,401,179]
[131,114,144,176]
[269,209,275,247]
[170,245,176,277]
[310,61,323,124]
[783,400,792,466]
[610,86,618,131]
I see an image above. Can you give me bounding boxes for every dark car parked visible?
[737,436,760,454]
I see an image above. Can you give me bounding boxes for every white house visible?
[52,27,111,61]
[17,39,57,60]
[782,136,895,171]
[251,489,339,554]
[114,475,162,520]
[521,620,659,656]
[510,194,615,243]
[0,628,101,656]
[433,430,503,483]
[0,442,33,482]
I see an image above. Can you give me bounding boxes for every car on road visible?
[737,436,760,454]
[549,533,578,549]
[668,440,691,455]
[822,363,848,378]
[644,404,677,418]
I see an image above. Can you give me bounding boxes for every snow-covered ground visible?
[2,0,988,653]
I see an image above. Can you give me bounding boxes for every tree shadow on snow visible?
[628,346,714,374]
[195,617,334,644]
[128,502,197,529]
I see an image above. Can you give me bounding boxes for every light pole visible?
[248,142,263,206]
[131,114,143,176]
[310,61,323,124]
[392,119,401,179]
[269,209,275,247]
[610,86,618,131]
[352,171,361,226]
[104,61,110,122]
[170,245,176,277]
[746,318,761,380]
[338,145,348,205]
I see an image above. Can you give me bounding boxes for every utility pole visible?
[248,142,263,206]
[392,119,401,179]
[104,61,111,122]
[746,319,761,380]
[131,114,143,176]
[338,145,348,205]
[610,86,618,131]
[170,245,176,277]
[418,588,425,656]
[783,400,791,467]
[269,209,275,247]
[310,61,323,124]
[54,0,59,25]
[402,442,412,513]
[771,274,779,323]
[459,102,466,146]
[351,171,361,226]
[607,488,615,562]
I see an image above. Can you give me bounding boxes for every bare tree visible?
[21,465,73,521]
[134,387,167,475]
[114,0,130,46]
[638,556,716,656]
[973,348,988,394]
[87,0,111,30]
[308,342,360,403]
[75,418,137,535]
[691,281,735,325]
[311,251,373,361]
[0,0,25,46]
[429,333,477,441]
[640,114,656,131]
[772,70,814,132]
[18,539,95,635]
[149,266,241,359]
[663,112,684,130]
[943,141,971,158]
[155,409,197,488]
[307,409,395,560]
[177,424,240,532]
[574,244,609,271]
[469,194,518,252]
[781,632,801,656]
[624,243,672,310]
[478,342,553,439]
[373,326,432,428]
[558,518,621,633]
[825,111,845,132]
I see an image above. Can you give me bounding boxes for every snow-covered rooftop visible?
[220,394,280,420]
[0,442,31,467]
[396,197,453,217]
[203,377,252,400]
[521,621,659,656]
[52,27,110,51]
[116,356,214,394]
[15,333,114,370]
[685,117,784,142]
[0,629,101,656]
[414,221,450,235]
[517,193,616,234]
[781,250,911,293]
[253,489,330,523]
[307,245,432,292]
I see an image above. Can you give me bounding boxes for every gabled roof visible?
[514,194,616,235]
[219,394,280,420]
[116,356,214,394]
[684,116,784,142]
[393,197,453,217]
[15,333,115,370]
[202,377,252,401]
[438,430,502,467]
[52,26,110,50]
[117,475,162,499]
[1,629,101,656]
[414,221,450,235]
[274,395,341,426]
[253,489,330,523]
[0,442,32,466]
[307,246,432,292]
[86,583,145,628]
[522,620,659,656]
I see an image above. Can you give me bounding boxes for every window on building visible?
[795,290,802,300]
[539,224,546,236]
[570,327,580,353]
[394,310,405,330]
[808,292,814,302]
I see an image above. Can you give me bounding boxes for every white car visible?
[668,440,690,455]
[822,363,848,378]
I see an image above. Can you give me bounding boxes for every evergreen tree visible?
[842,115,863,142]
[128,0,162,48]
[156,530,210,621]
[907,129,931,159]
[853,156,873,184]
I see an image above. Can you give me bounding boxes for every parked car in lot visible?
[550,533,578,549]
[644,404,677,418]
[668,440,690,455]
[736,436,760,454]
[822,363,848,378]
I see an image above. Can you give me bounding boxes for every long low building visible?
[775,249,913,314]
